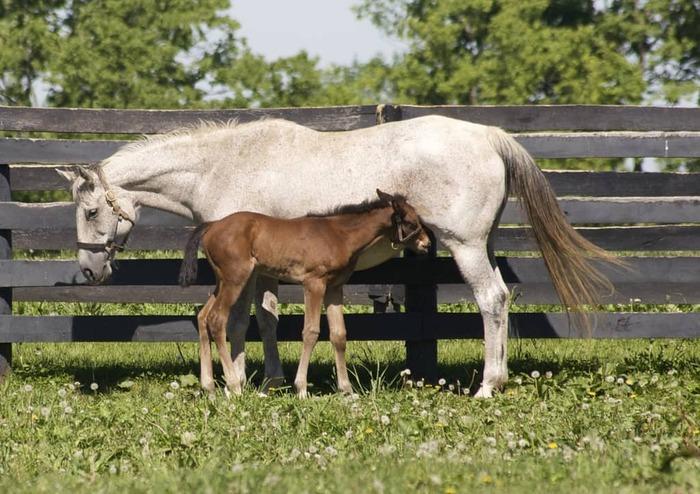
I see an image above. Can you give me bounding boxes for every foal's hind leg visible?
[197,294,216,392]
[446,239,509,398]
[294,279,325,398]
[208,272,254,394]
[325,285,352,394]
[226,275,256,391]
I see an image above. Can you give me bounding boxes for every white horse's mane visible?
[105,117,283,162]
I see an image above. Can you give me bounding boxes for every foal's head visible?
[376,189,431,254]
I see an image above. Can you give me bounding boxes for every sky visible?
[229,0,406,66]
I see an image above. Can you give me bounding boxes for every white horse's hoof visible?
[474,386,494,399]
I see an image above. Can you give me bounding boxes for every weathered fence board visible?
[3,198,698,229]
[398,105,700,132]
[0,105,379,133]
[1,257,696,287]
[1,312,697,343]
[11,225,700,252]
[4,133,700,163]
[13,281,700,305]
[11,166,700,197]
[5,105,700,133]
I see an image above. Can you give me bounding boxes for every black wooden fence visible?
[1,104,699,380]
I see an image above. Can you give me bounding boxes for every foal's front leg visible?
[294,280,325,398]
[325,285,352,394]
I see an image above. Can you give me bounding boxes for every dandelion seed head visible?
[169,381,180,390]
[164,391,175,400]
[90,382,99,391]
[438,378,446,386]
[530,371,540,379]
[545,371,553,379]
[40,406,50,418]
[380,415,390,425]
[23,384,33,393]
[58,388,67,398]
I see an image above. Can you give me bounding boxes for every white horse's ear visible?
[76,165,96,185]
[56,167,78,183]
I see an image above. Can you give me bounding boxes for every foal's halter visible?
[390,212,423,251]
[75,167,135,260]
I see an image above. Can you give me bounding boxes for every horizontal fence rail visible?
[0,104,698,380]
[4,133,700,163]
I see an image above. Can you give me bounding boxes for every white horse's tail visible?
[487,128,624,332]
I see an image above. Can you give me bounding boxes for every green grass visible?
[1,339,699,493]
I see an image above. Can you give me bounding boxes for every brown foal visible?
[179,189,431,397]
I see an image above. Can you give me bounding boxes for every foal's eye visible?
[87,209,98,220]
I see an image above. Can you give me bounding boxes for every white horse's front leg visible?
[254,276,285,391]
[226,276,256,393]
[447,241,510,398]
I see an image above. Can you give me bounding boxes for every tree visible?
[355,0,647,105]
[0,0,248,108]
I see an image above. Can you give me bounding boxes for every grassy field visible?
[1,338,699,493]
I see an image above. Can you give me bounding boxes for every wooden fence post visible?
[376,104,439,382]
[0,163,12,380]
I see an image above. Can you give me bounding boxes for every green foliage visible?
[1,0,245,108]
[1,340,699,492]
[355,0,648,105]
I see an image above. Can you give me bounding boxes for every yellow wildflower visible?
[548,442,558,449]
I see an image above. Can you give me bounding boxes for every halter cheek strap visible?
[390,213,423,251]
[76,167,135,259]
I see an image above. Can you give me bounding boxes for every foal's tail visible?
[179,222,212,287]
[487,128,625,332]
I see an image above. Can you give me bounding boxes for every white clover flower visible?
[405,379,413,388]
[545,371,553,379]
[345,429,354,439]
[58,388,67,398]
[380,415,390,426]
[400,369,411,377]
[605,375,615,383]
[530,370,540,379]
[289,448,301,459]
[448,384,455,391]
[139,437,148,446]
[581,403,590,410]
[420,410,428,418]
[517,439,529,448]
[391,405,400,414]
[59,400,68,409]
[180,431,196,447]
[170,381,180,390]
[416,380,424,388]
[616,377,624,385]
[412,399,420,407]
[438,378,446,386]
[164,391,175,400]
[484,436,497,447]
[514,377,523,385]
[90,382,99,391]
[141,407,149,415]
[109,465,117,475]
[324,446,338,456]
[23,384,33,393]
[63,406,73,414]
[40,406,50,418]
[494,409,502,417]
[308,445,318,454]
[507,440,517,450]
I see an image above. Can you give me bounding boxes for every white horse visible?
[58,116,617,398]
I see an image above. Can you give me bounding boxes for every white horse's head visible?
[58,165,138,283]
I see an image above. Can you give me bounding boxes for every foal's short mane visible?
[306,195,406,218]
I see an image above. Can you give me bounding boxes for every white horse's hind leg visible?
[254,276,285,391]
[446,241,509,398]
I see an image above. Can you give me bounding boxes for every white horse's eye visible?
[87,208,98,220]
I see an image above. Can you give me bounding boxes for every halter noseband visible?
[390,212,422,251]
[75,167,134,260]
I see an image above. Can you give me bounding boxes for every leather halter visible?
[390,212,423,250]
[75,167,134,260]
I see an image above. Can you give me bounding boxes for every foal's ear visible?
[56,167,78,183]
[376,188,394,204]
[76,165,96,185]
